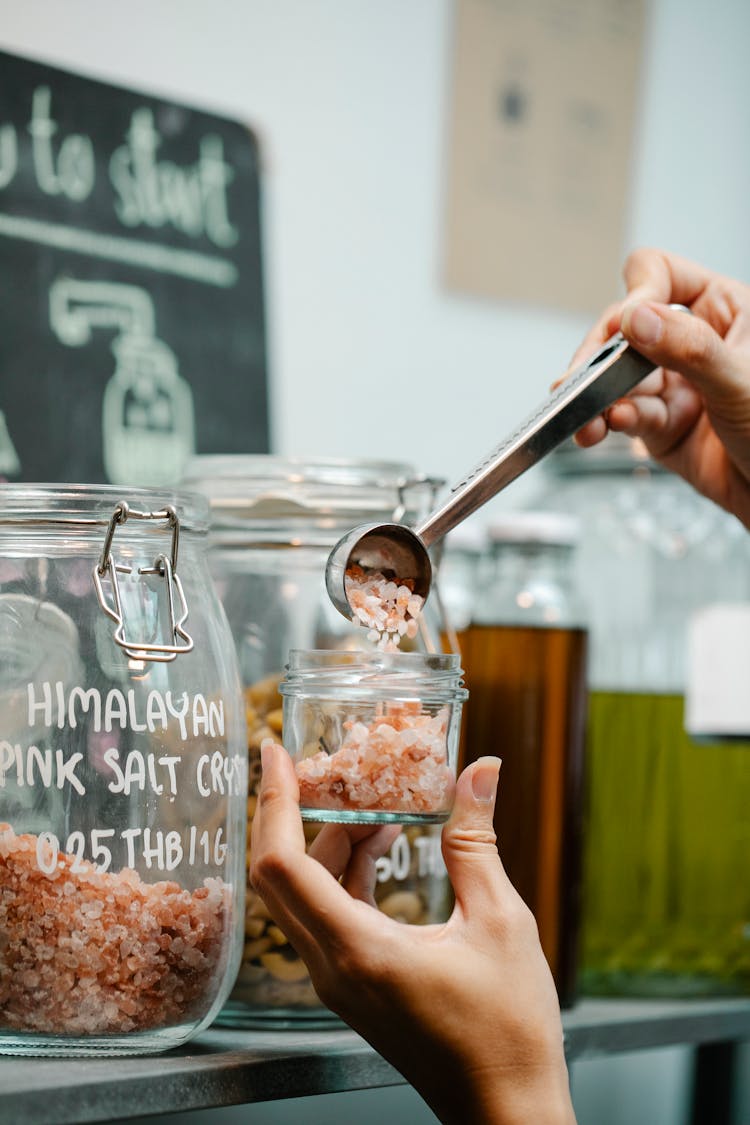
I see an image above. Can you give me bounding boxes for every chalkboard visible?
[0,50,269,485]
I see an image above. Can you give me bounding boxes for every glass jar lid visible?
[488,511,580,547]
[546,435,663,476]
[0,483,209,533]
[181,454,443,547]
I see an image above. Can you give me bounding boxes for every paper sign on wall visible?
[442,0,646,313]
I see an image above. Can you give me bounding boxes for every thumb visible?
[441,757,512,918]
[621,301,743,403]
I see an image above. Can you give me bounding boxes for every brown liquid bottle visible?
[459,514,587,1008]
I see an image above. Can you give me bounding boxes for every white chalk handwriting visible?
[0,86,238,247]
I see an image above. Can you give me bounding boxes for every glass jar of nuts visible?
[181,456,457,1028]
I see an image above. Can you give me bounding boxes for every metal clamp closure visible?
[93,502,193,662]
[393,475,446,525]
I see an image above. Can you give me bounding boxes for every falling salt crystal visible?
[345,568,424,651]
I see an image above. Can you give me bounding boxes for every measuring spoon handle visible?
[416,327,668,548]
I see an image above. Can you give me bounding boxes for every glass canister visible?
[180,455,455,1027]
[459,511,587,1008]
[0,485,246,1056]
[538,437,750,997]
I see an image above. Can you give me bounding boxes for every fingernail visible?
[472,759,501,803]
[260,738,276,772]
[624,303,663,346]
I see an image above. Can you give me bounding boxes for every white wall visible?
[2,4,749,1123]
[2,0,749,504]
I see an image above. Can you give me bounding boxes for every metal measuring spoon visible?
[326,310,688,620]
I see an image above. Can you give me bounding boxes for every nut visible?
[260,951,310,982]
[245,917,266,940]
[247,894,272,921]
[248,724,275,753]
[247,675,283,712]
[244,937,273,961]
[267,925,288,947]
[266,708,284,734]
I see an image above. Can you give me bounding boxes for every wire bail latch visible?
[93,502,194,662]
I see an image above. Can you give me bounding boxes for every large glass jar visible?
[181,455,455,1027]
[538,437,750,997]
[459,512,587,1008]
[0,485,246,1055]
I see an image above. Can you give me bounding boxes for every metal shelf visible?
[1,998,749,1125]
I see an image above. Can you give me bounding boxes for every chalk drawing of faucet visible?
[49,278,195,485]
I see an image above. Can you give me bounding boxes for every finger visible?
[574,369,665,446]
[622,247,717,307]
[308,822,395,880]
[691,278,750,340]
[341,824,402,906]
[249,741,321,958]
[573,415,609,448]
[620,301,745,404]
[604,395,670,438]
[441,757,515,921]
[569,250,719,382]
[250,741,379,955]
[604,375,706,466]
[564,302,622,375]
[250,739,305,857]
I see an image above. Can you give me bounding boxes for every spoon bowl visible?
[325,521,432,621]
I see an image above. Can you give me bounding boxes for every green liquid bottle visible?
[537,436,750,998]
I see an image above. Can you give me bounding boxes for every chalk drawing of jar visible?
[49,278,195,485]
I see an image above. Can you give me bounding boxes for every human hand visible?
[571,248,750,529]
[250,742,576,1125]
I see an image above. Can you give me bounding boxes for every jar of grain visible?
[181,455,456,1028]
[0,485,246,1056]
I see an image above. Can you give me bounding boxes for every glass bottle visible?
[181,455,456,1027]
[459,511,587,1008]
[0,485,246,1055]
[435,523,486,653]
[538,436,750,997]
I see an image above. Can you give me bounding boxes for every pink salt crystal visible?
[0,825,232,1037]
[344,565,425,651]
[295,701,454,815]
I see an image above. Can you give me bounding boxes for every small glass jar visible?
[181,455,456,1026]
[0,485,246,1056]
[281,650,468,824]
[459,511,587,1008]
